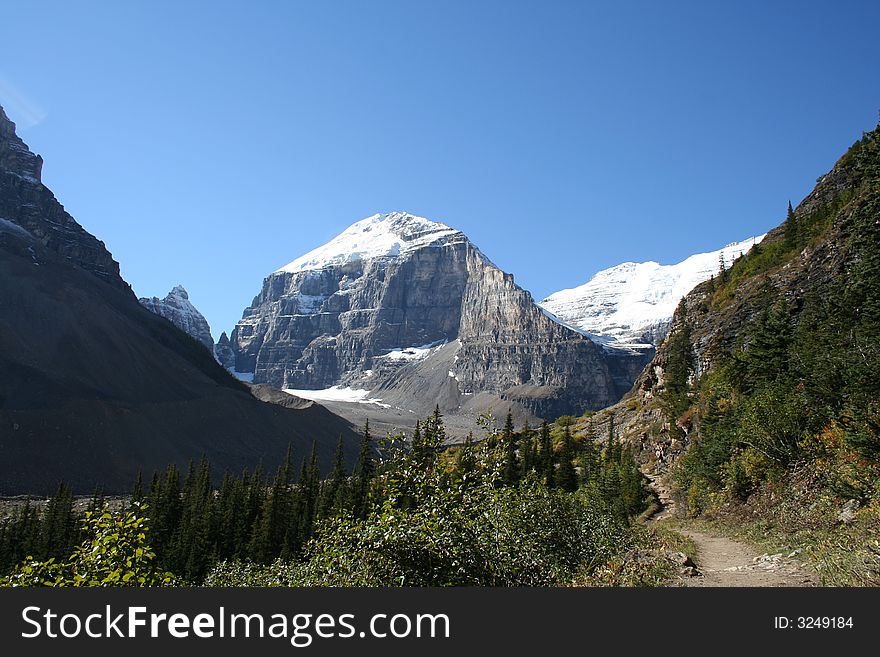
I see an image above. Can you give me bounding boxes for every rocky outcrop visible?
[230,212,635,418]
[214,331,236,371]
[140,285,214,352]
[0,106,128,291]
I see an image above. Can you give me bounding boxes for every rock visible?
[139,285,214,353]
[666,550,696,568]
[837,499,859,524]
[214,331,236,370]
[680,566,702,577]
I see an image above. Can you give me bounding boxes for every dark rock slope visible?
[0,106,357,494]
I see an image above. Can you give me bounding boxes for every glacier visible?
[540,235,765,349]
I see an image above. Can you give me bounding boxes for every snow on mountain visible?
[540,235,765,349]
[276,211,466,273]
[139,285,215,352]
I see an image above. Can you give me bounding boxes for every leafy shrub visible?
[1,504,174,587]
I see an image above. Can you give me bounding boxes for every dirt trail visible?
[678,528,817,587]
[646,474,817,587]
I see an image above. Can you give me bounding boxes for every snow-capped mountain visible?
[229,211,645,418]
[139,285,215,352]
[276,212,469,273]
[540,235,765,349]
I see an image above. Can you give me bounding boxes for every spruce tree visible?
[539,420,555,488]
[350,421,375,520]
[320,435,348,517]
[556,425,578,493]
[39,483,76,561]
[501,411,520,486]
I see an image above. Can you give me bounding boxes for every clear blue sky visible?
[2,1,877,337]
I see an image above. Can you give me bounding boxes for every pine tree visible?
[250,447,294,563]
[744,301,793,389]
[172,458,214,581]
[131,471,144,504]
[556,425,578,493]
[719,252,728,283]
[320,436,348,517]
[784,200,799,246]
[539,420,554,488]
[519,420,535,478]
[579,421,600,486]
[39,483,76,561]
[663,304,694,432]
[501,411,520,486]
[350,421,375,520]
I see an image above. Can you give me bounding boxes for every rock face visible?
[0,104,358,494]
[0,106,128,291]
[231,212,633,418]
[214,331,236,371]
[540,235,764,349]
[139,285,214,352]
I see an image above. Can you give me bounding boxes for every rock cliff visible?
[0,106,127,291]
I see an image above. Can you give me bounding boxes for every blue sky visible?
[2,1,877,336]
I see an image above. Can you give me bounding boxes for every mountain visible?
[139,285,214,352]
[540,235,764,349]
[0,105,358,494]
[230,212,647,420]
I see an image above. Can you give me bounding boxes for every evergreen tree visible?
[320,436,348,517]
[519,420,535,478]
[539,420,555,488]
[663,303,694,432]
[784,200,799,246]
[250,448,294,563]
[350,421,375,520]
[171,458,214,581]
[131,471,144,505]
[556,425,578,493]
[743,301,793,389]
[579,421,600,486]
[501,411,520,486]
[39,483,76,561]
[719,252,728,283]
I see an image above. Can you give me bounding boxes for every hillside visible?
[581,121,880,584]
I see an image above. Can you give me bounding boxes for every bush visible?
[1,504,175,587]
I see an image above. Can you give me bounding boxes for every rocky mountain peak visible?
[0,103,127,291]
[230,211,649,419]
[139,285,214,352]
